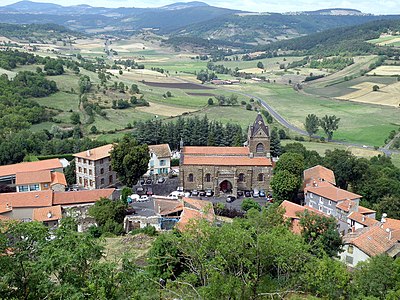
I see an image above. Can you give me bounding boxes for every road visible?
[174,76,400,157]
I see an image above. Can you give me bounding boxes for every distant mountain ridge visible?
[0,1,399,48]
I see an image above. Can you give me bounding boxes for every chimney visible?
[47,211,52,219]
[386,228,392,240]
[362,216,365,222]
[86,150,91,157]
[381,213,387,223]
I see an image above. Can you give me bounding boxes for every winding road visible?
[174,76,400,157]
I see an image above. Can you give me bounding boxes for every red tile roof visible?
[51,172,67,186]
[344,225,398,257]
[176,198,215,231]
[358,205,376,215]
[305,185,361,202]
[16,170,52,185]
[304,165,336,186]
[348,211,379,227]
[183,156,272,166]
[382,218,400,232]
[183,146,249,156]
[73,144,113,161]
[53,189,114,205]
[336,200,357,212]
[280,200,326,234]
[0,203,13,214]
[149,144,172,158]
[154,199,183,215]
[0,190,53,208]
[0,159,62,178]
[33,205,62,222]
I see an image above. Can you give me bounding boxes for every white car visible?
[138,195,149,202]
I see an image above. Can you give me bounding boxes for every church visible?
[179,114,273,196]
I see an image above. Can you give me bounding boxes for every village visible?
[0,113,398,269]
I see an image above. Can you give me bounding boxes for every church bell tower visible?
[247,113,270,158]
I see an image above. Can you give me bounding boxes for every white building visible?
[146,144,172,176]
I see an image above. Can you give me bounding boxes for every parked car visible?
[237,190,244,197]
[145,179,152,185]
[129,194,140,203]
[146,189,153,196]
[199,190,206,197]
[138,195,149,202]
[244,190,252,197]
[191,189,199,196]
[205,189,214,197]
[259,190,266,198]
[136,187,144,194]
[253,189,260,198]
[157,177,166,184]
[177,186,184,192]
[226,195,236,203]
[139,179,145,185]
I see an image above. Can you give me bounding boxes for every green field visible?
[225,83,400,146]
[281,140,383,158]
[34,92,80,112]
[392,153,400,168]
[304,76,398,98]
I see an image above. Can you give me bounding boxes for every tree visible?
[246,103,252,110]
[110,135,150,186]
[78,75,91,94]
[352,255,400,299]
[270,129,282,157]
[70,112,81,125]
[88,197,126,235]
[304,114,319,140]
[90,125,98,134]
[299,210,343,257]
[374,196,400,219]
[372,84,380,92]
[301,256,350,299]
[274,152,304,177]
[320,115,340,141]
[257,61,264,69]
[270,170,300,202]
[207,98,214,105]
[241,198,261,211]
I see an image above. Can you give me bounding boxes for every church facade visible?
[179,114,273,196]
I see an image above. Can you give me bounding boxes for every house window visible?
[328,200,332,205]
[346,255,354,265]
[258,173,264,181]
[90,180,93,187]
[78,167,82,173]
[310,193,313,199]
[150,160,154,167]
[100,159,104,164]
[256,143,264,153]
[84,159,87,164]
[84,179,88,187]
[205,173,211,182]
[79,177,83,184]
[109,175,113,184]
[100,168,104,174]
[319,197,323,204]
[29,184,39,191]
[327,209,332,215]
[84,168,87,174]
[101,178,105,185]
[89,169,92,176]
[348,245,354,254]
[319,206,322,212]
[43,183,49,188]
[188,174,194,182]
[109,165,112,171]
[19,185,29,192]
[238,173,245,182]
[160,160,166,166]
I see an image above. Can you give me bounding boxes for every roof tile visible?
[304,165,336,186]
[149,144,172,158]
[183,156,272,166]
[73,144,113,161]
[16,170,52,185]
[53,189,114,205]
[0,159,62,178]
[33,205,62,222]
[305,185,361,202]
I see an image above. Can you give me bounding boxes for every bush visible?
[241,198,261,212]
[246,103,252,111]
[130,225,157,236]
[207,98,214,105]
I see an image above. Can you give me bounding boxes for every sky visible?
[1,0,400,15]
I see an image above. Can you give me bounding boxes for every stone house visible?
[180,114,273,196]
[73,144,117,190]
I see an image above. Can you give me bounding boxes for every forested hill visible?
[0,23,84,41]
[256,19,400,56]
